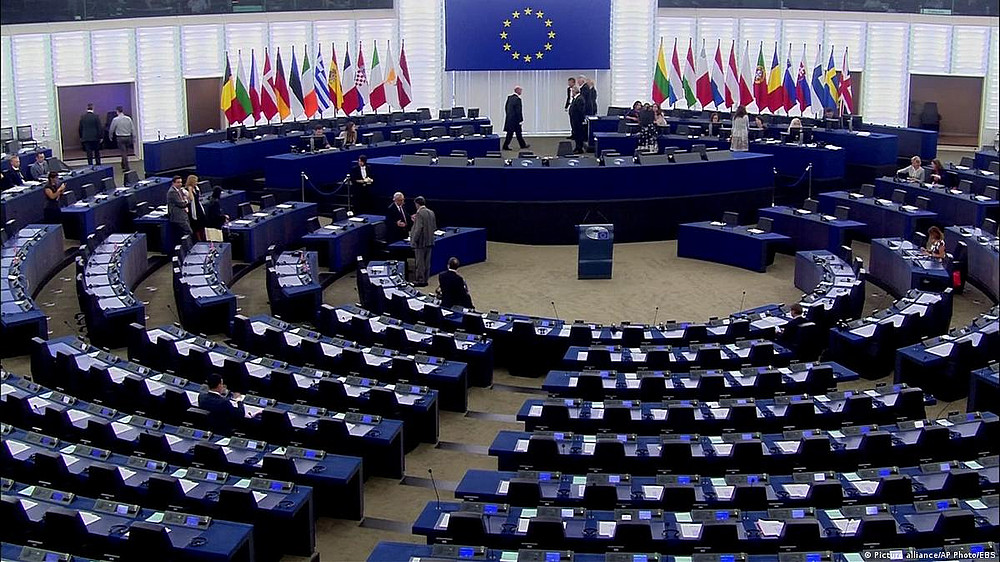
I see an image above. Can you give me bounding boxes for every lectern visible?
[578,224,614,279]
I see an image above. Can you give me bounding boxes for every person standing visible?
[185,175,206,241]
[502,86,529,151]
[585,78,598,116]
[42,172,66,224]
[109,106,135,172]
[29,152,49,181]
[78,103,103,166]
[568,87,587,154]
[730,105,750,152]
[167,175,193,245]
[409,196,437,287]
[564,77,576,111]
[437,257,473,309]
[387,191,412,242]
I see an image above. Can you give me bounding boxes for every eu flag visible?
[445,0,611,71]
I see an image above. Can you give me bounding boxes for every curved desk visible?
[677,221,790,272]
[301,213,385,272]
[758,205,865,253]
[60,176,171,240]
[173,241,236,334]
[368,152,775,244]
[869,238,951,297]
[78,232,148,347]
[975,148,999,171]
[946,164,998,194]
[387,226,487,277]
[0,224,65,354]
[143,130,227,175]
[134,188,248,252]
[873,177,998,228]
[1,165,114,230]
[817,191,937,240]
[266,249,321,323]
[969,363,998,415]
[946,226,999,302]
[224,201,317,263]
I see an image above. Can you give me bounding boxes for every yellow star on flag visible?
[503,43,511,51]
[523,55,532,62]
[512,52,520,59]
[500,31,508,39]
[535,51,543,59]
[544,43,552,50]
[544,19,552,27]
[511,10,519,18]
[535,10,544,18]
[503,19,511,27]
[524,7,532,14]
[547,31,556,38]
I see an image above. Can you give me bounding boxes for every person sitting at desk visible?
[43,172,66,223]
[923,226,946,260]
[29,152,49,181]
[309,126,329,151]
[197,373,244,435]
[898,156,925,183]
[338,121,358,147]
[637,103,658,152]
[387,192,412,242]
[929,158,945,184]
[624,101,642,124]
[776,302,806,346]
[437,257,474,309]
[707,112,721,136]
[787,118,802,134]
[730,106,749,152]
[3,155,24,188]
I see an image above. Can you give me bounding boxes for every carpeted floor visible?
[2,142,991,561]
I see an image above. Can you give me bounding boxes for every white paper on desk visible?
[78,512,101,526]
[0,383,15,397]
[775,441,800,454]
[497,480,509,495]
[164,434,183,446]
[178,479,198,494]
[851,481,879,495]
[642,485,663,500]
[849,324,878,337]
[967,499,988,510]
[528,405,543,417]
[756,519,785,537]
[832,518,861,534]
[252,491,267,503]
[6,441,31,456]
[926,343,954,357]
[67,409,90,424]
[714,485,735,500]
[713,444,733,456]
[515,439,529,452]
[27,396,50,413]
[234,478,252,489]
[598,521,617,537]
[60,453,80,468]
[117,467,137,480]
[323,225,343,231]
[517,518,530,533]
[582,443,596,455]
[678,523,702,539]
[783,484,811,499]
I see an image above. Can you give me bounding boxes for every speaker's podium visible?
[577,224,614,279]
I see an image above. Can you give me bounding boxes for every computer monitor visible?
[0,127,12,142]
[390,129,405,142]
[227,126,247,142]
[450,107,466,119]
[16,125,33,141]
[438,109,452,120]
[416,108,432,121]
[834,206,850,220]
[467,108,480,119]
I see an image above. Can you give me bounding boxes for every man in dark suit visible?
[502,86,529,151]
[197,373,244,435]
[387,191,412,242]
[563,76,576,111]
[568,87,588,154]
[437,257,473,309]
[2,155,24,188]
[78,103,102,166]
[579,76,595,116]
[777,303,806,346]
[585,78,598,116]
[29,152,49,181]
[350,154,374,211]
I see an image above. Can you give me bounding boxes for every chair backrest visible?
[958,179,973,193]
[834,205,850,220]
[450,149,468,157]
[260,193,276,210]
[691,143,707,155]
[0,127,12,142]
[802,198,819,213]
[101,176,116,192]
[722,211,740,226]
[984,186,998,201]
[860,184,875,198]
[915,195,930,210]
[123,169,139,186]
[982,217,998,235]
[989,161,999,174]
[757,217,773,233]
[960,156,975,168]
[556,140,574,157]
[891,189,907,204]
[59,191,77,206]
[82,183,96,200]
[306,216,321,232]
[237,201,253,217]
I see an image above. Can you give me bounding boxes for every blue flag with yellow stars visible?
[445,0,611,71]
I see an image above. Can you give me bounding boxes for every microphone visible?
[550,301,559,320]
[652,306,659,326]
[739,290,747,312]
[428,468,441,510]
[165,303,179,324]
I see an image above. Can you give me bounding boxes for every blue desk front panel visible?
[858,124,937,161]
[946,226,999,302]
[758,206,865,253]
[811,130,897,167]
[224,201,318,262]
[301,214,384,272]
[975,148,999,171]
[134,189,248,253]
[1,224,65,352]
[677,221,789,272]
[873,177,997,228]
[143,131,228,174]
[196,134,304,180]
[60,176,171,240]
[388,226,488,277]
[969,364,999,415]
[817,191,937,240]
[869,238,951,298]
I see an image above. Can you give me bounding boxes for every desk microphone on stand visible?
[428,468,441,510]
[738,290,747,312]
[652,306,659,326]
[550,301,560,321]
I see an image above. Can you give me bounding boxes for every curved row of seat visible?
[29,335,408,479]
[76,231,148,347]
[1,421,313,561]
[229,314,469,413]
[0,224,65,355]
[265,248,321,323]
[173,240,236,335]
[0,371,363,520]
[516,383,928,434]
[561,340,792,372]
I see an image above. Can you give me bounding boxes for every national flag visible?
[384,41,400,110]
[710,40,725,108]
[782,44,796,113]
[221,53,236,123]
[249,49,261,122]
[795,44,812,113]
[752,42,768,112]
[651,38,670,106]
[301,48,317,118]
[825,47,841,107]
[840,47,855,114]
[355,42,369,113]
[766,43,783,113]
[233,51,251,122]
[396,39,413,109]
[368,42,387,111]
[682,38,697,108]
[315,45,331,114]
[288,47,305,119]
[260,49,278,121]
[341,43,359,115]
[274,48,291,120]
[328,44,344,114]
[738,40,753,107]
[810,44,830,113]
[695,40,712,108]
[668,38,683,106]
[725,40,739,109]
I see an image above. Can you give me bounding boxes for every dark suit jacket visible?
[778,315,807,346]
[205,199,226,229]
[569,96,588,141]
[438,269,472,309]
[3,167,24,188]
[350,164,373,186]
[503,94,523,132]
[580,83,596,115]
[197,391,244,435]
[565,86,573,110]
[79,111,102,143]
[387,201,413,242]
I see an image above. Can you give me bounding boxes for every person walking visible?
[78,103,103,165]
[502,86,529,151]
[409,196,437,287]
[108,106,135,171]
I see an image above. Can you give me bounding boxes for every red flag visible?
[396,40,412,109]
[752,43,769,113]
[260,49,278,121]
[274,48,291,120]
[249,49,261,122]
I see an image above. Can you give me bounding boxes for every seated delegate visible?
[437,257,474,309]
[923,226,947,261]
[898,155,926,182]
[197,373,245,435]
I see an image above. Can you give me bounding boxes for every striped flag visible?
[220,53,237,123]
[651,39,669,106]
[825,47,841,107]
[328,43,344,114]
[260,49,278,121]
[782,44,797,113]
[249,49,261,122]
[795,44,812,113]
[682,39,697,108]
[724,40,739,109]
[710,40,725,108]
[368,42,387,111]
[738,40,753,107]
[341,43,359,115]
[233,51,251,122]
[301,48,317,118]
[840,47,855,114]
[315,45,331,114]
[766,43,783,113]
[384,41,400,110]
[288,47,305,119]
[396,40,412,109]
[668,39,683,107]
[355,42,369,113]
[752,42,768,113]
[811,44,830,113]
[274,48,291,121]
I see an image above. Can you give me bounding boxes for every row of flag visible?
[221,41,413,125]
[652,39,855,116]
